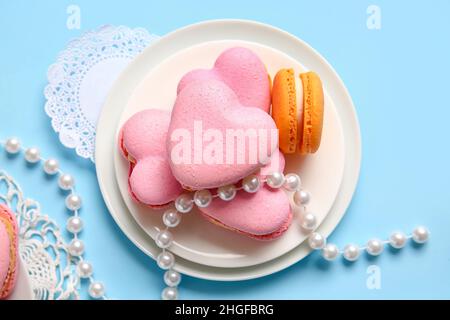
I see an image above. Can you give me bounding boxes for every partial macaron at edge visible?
[0,223,10,295]
[0,205,18,300]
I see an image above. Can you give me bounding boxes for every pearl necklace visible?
[1,136,430,300]
[159,170,430,299]
[1,137,105,299]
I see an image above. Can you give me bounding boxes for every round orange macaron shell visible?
[271,68,298,154]
[299,71,324,154]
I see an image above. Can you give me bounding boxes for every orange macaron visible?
[271,69,324,155]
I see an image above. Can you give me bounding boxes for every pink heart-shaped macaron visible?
[119,109,183,207]
[177,47,271,113]
[168,80,278,190]
[198,150,292,240]
[200,187,292,240]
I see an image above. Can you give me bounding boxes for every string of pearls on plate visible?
[1,137,106,299]
[162,170,429,299]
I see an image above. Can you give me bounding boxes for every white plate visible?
[96,20,361,281]
[114,40,345,268]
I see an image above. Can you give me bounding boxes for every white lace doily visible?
[0,171,79,300]
[44,25,159,162]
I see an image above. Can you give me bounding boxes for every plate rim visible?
[95,19,361,281]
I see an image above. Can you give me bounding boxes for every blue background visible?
[1,0,449,299]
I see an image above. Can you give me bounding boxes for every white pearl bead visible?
[157,251,175,270]
[193,190,212,208]
[308,232,326,250]
[163,209,181,228]
[4,137,21,154]
[58,174,75,190]
[164,270,181,287]
[174,194,193,213]
[24,147,40,163]
[68,239,85,257]
[322,243,340,261]
[77,261,93,279]
[366,238,384,256]
[242,175,261,193]
[300,212,317,230]
[65,194,82,211]
[218,184,236,201]
[389,231,407,249]
[161,287,178,300]
[156,230,173,249]
[66,216,83,234]
[266,172,285,189]
[412,226,429,244]
[283,173,301,192]
[343,244,360,262]
[89,282,105,299]
[43,158,59,175]
[294,190,311,206]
